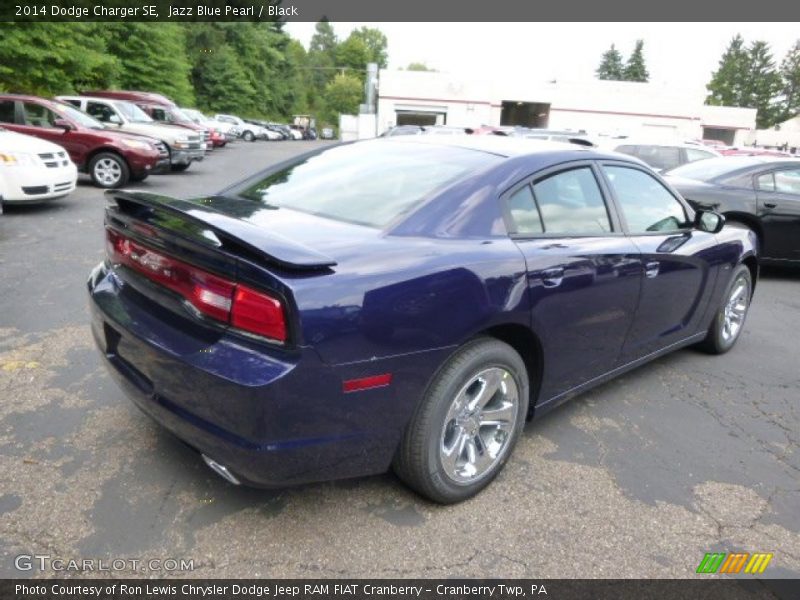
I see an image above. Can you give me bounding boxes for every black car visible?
[665,156,800,265]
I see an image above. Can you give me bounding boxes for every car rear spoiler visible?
[105,190,337,271]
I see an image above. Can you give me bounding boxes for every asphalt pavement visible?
[0,140,798,579]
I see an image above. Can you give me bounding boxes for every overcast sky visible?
[284,22,799,95]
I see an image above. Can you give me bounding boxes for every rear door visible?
[599,162,719,359]
[11,100,86,160]
[754,167,800,261]
[506,162,642,401]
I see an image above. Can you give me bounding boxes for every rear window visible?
[634,145,681,171]
[232,141,502,228]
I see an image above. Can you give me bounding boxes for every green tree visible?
[105,23,194,105]
[321,72,362,124]
[191,43,254,115]
[596,44,624,81]
[744,41,783,128]
[336,35,370,81]
[779,40,800,122]
[706,34,749,106]
[406,62,435,71]
[349,27,388,68]
[623,40,649,82]
[0,23,118,95]
[307,19,338,105]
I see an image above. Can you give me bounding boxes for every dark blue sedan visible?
[88,137,758,503]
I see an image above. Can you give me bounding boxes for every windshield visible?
[55,103,105,129]
[231,140,502,228]
[665,156,765,181]
[167,107,193,124]
[182,108,206,123]
[114,101,152,123]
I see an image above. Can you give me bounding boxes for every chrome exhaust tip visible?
[201,454,241,485]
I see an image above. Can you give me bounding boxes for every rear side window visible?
[0,100,15,123]
[603,166,687,233]
[62,99,81,108]
[685,147,716,163]
[635,145,682,171]
[506,185,544,234]
[757,172,775,191]
[532,167,611,234]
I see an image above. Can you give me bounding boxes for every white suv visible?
[0,128,77,208]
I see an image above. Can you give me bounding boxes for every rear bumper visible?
[87,262,442,487]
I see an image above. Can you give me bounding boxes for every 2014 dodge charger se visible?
[88,137,758,503]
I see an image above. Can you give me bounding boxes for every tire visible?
[697,264,752,354]
[170,163,191,173]
[393,337,529,503]
[242,130,255,142]
[89,152,129,189]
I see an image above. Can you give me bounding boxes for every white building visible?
[746,114,800,153]
[375,69,757,145]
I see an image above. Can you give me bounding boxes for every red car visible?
[86,90,212,151]
[0,94,169,188]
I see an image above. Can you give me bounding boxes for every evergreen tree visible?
[706,34,749,106]
[596,44,624,81]
[624,40,649,82]
[743,41,783,128]
[307,19,339,105]
[779,40,800,122]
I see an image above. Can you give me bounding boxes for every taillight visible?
[106,228,286,342]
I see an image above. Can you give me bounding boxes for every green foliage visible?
[0,22,118,95]
[0,19,386,123]
[105,23,194,105]
[706,35,784,128]
[406,62,435,72]
[349,27,388,69]
[596,44,624,81]
[778,40,800,122]
[624,40,649,82]
[321,73,362,125]
[706,35,749,106]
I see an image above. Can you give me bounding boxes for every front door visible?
[599,163,718,359]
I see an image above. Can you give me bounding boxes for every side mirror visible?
[695,209,725,234]
[53,118,74,131]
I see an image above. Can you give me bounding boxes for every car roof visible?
[382,134,632,162]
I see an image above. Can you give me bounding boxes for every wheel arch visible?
[85,146,130,170]
[722,211,764,249]
[481,323,544,420]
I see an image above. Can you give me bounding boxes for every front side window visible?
[603,165,687,233]
[532,167,611,234]
[86,101,116,123]
[774,169,800,195]
[22,102,57,128]
[114,101,152,123]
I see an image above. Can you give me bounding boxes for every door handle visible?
[541,267,565,288]
[763,202,778,209]
[644,261,660,278]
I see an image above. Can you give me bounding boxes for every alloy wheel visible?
[94,158,122,187]
[721,275,749,343]
[439,367,519,483]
